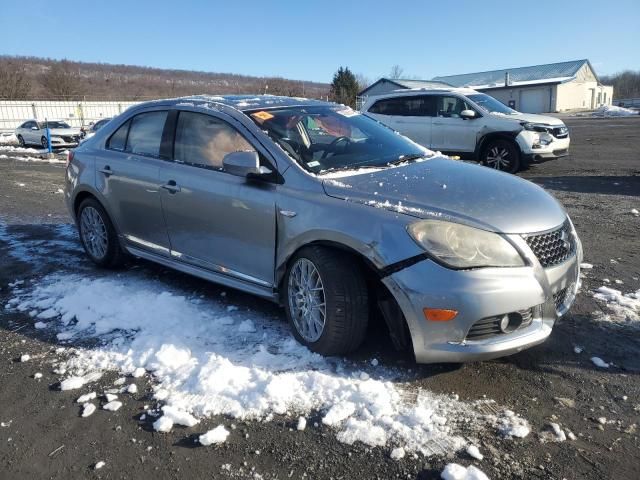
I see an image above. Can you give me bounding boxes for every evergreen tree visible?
[330,67,359,108]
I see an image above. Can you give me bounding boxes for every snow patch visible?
[7,271,529,457]
[103,401,122,411]
[591,357,610,368]
[199,425,230,445]
[441,463,490,480]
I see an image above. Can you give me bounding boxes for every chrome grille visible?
[523,221,575,268]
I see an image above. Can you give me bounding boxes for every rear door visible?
[159,109,278,287]
[94,109,171,256]
[366,96,434,147]
[431,95,478,152]
[24,121,39,144]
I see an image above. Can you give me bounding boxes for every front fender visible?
[275,187,424,285]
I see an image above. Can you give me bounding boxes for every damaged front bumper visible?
[382,232,583,363]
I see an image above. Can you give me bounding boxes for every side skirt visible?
[126,245,279,302]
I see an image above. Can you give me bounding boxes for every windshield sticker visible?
[307,160,320,168]
[251,111,274,122]
[335,108,359,117]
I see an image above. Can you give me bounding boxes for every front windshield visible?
[467,94,517,115]
[246,106,428,174]
[38,121,71,129]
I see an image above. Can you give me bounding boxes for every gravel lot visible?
[1,115,639,479]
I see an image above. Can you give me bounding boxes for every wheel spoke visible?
[288,258,326,343]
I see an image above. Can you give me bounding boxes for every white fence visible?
[0,100,140,132]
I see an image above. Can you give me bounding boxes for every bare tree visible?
[389,65,404,79]
[41,60,81,98]
[0,60,32,99]
[354,73,370,93]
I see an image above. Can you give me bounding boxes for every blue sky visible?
[1,0,638,83]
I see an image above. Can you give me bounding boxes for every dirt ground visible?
[1,115,639,479]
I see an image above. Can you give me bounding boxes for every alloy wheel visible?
[485,146,512,170]
[80,206,108,260]
[288,258,326,342]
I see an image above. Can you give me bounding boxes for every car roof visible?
[141,94,336,112]
[364,87,481,101]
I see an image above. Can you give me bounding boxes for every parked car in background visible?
[65,95,581,363]
[15,120,83,149]
[81,118,113,141]
[361,88,570,173]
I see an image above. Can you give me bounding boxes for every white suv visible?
[361,88,570,173]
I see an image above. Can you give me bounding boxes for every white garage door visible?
[519,89,550,113]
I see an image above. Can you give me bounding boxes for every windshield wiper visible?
[318,163,381,175]
[387,153,427,166]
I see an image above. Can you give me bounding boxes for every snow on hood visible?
[491,111,565,125]
[322,157,567,234]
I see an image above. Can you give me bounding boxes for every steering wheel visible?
[321,136,351,160]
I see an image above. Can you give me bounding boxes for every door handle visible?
[161,180,181,193]
[99,166,113,176]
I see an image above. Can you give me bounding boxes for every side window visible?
[126,111,168,157]
[107,120,130,151]
[369,98,405,116]
[436,96,470,118]
[174,112,255,170]
[369,96,435,116]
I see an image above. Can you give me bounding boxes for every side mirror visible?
[460,110,477,120]
[31,126,39,130]
[223,151,270,177]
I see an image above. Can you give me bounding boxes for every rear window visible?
[107,120,130,151]
[126,111,168,157]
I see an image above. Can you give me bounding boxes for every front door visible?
[431,95,478,152]
[95,110,171,256]
[159,110,277,287]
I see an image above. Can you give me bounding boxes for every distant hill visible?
[0,55,330,100]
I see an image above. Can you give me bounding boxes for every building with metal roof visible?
[359,60,613,113]
[356,78,452,109]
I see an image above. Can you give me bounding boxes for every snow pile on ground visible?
[592,105,639,117]
[5,272,529,457]
[441,463,489,480]
[592,286,640,327]
[199,425,230,446]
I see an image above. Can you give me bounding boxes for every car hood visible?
[491,112,565,126]
[321,158,566,234]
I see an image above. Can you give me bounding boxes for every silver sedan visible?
[64,95,582,363]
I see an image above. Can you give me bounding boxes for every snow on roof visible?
[358,78,452,96]
[432,59,593,89]
[179,94,332,111]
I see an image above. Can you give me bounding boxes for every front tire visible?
[77,198,125,268]
[284,246,369,356]
[482,139,521,173]
[41,136,48,150]
[17,135,25,147]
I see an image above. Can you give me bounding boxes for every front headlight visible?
[407,220,525,268]
[522,122,551,133]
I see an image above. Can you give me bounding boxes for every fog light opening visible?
[500,312,524,333]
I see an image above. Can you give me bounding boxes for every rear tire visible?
[77,198,126,268]
[17,135,25,147]
[41,136,48,150]
[284,246,369,356]
[482,139,521,173]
